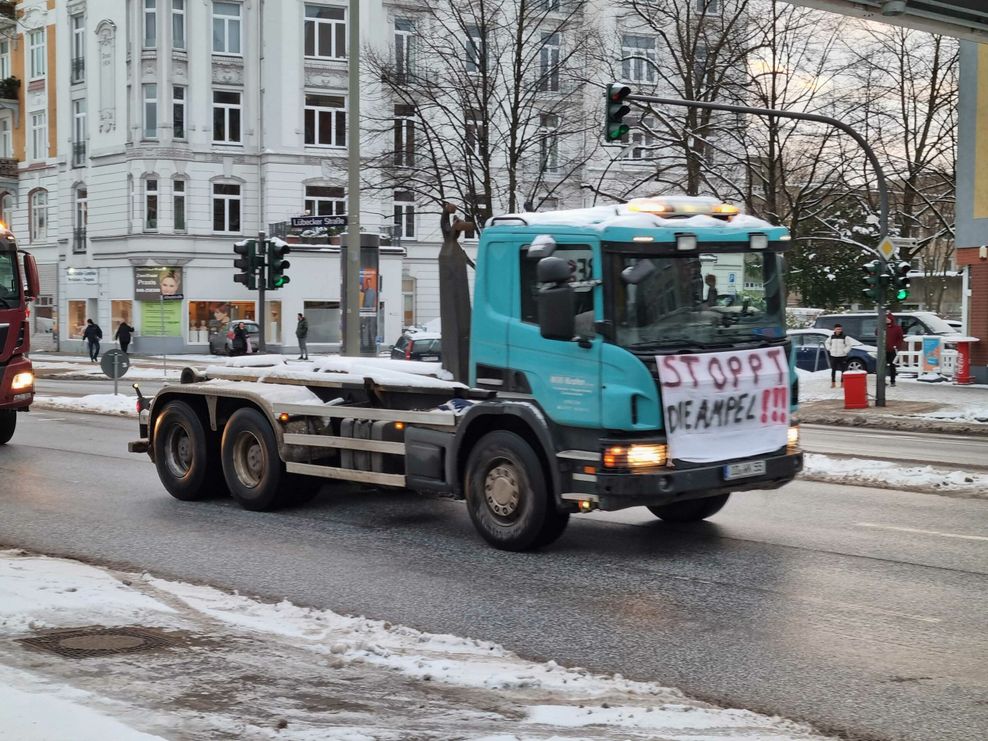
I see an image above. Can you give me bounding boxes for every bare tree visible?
[363,0,605,230]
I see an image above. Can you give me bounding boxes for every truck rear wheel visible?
[221,407,286,511]
[647,493,730,522]
[465,430,568,551]
[154,400,221,501]
[0,410,16,446]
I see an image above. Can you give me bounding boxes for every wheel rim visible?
[232,430,265,489]
[847,360,864,371]
[164,423,194,479]
[484,460,521,522]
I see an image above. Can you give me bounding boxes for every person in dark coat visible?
[82,318,103,362]
[295,313,309,360]
[114,321,135,354]
[885,313,905,386]
[231,322,248,356]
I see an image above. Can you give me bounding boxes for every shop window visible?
[303,300,341,343]
[266,300,281,344]
[188,300,256,343]
[67,300,87,339]
[111,301,133,339]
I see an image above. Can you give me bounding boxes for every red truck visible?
[0,227,40,445]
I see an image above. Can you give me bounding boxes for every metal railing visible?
[0,157,17,178]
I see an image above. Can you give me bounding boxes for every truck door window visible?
[520,244,594,326]
[0,252,17,305]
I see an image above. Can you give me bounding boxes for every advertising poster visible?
[921,337,942,373]
[657,347,790,463]
[141,300,183,337]
[135,266,184,301]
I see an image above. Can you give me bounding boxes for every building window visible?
[74,188,88,253]
[694,43,709,86]
[0,40,10,80]
[173,179,186,231]
[143,84,158,139]
[173,0,186,50]
[394,19,414,77]
[0,119,11,158]
[539,113,559,173]
[393,190,415,240]
[626,115,658,160]
[72,100,87,167]
[30,111,47,161]
[304,94,346,147]
[29,189,47,243]
[144,0,157,48]
[622,35,656,83]
[394,105,415,167]
[538,33,560,92]
[213,2,242,55]
[533,0,561,10]
[0,193,12,225]
[304,4,346,59]
[304,185,345,216]
[213,90,242,144]
[465,108,485,158]
[465,26,484,74]
[173,85,186,139]
[212,182,241,233]
[302,300,341,342]
[28,29,46,79]
[696,0,721,14]
[401,275,415,327]
[145,179,158,231]
[70,15,86,83]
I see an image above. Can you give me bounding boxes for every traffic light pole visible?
[343,0,362,357]
[623,90,892,405]
[257,231,267,353]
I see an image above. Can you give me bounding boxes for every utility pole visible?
[343,0,362,356]
[257,231,267,353]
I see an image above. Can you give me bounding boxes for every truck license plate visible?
[724,459,766,481]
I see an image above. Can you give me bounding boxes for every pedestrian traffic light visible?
[233,239,258,290]
[266,239,291,290]
[604,83,632,142]
[890,259,911,301]
[861,259,883,301]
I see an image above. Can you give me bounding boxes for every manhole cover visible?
[17,626,187,659]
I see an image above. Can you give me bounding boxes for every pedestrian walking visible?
[824,324,861,388]
[114,320,135,354]
[295,313,309,360]
[231,322,248,356]
[82,319,103,362]
[885,313,905,386]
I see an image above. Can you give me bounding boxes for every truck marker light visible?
[749,234,768,250]
[10,371,34,391]
[632,236,654,243]
[675,234,697,251]
[394,421,405,430]
[578,500,595,512]
[626,198,673,215]
[711,204,740,218]
[787,425,800,450]
[582,465,596,475]
[778,234,792,241]
[278,413,290,423]
[603,446,625,468]
[627,444,667,468]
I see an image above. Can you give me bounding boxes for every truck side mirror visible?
[527,234,557,259]
[22,253,40,300]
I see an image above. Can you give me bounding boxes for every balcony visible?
[0,2,14,30]
[0,158,17,179]
[72,228,87,254]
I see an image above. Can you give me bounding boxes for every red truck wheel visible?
[0,410,15,446]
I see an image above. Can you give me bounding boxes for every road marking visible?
[857,522,988,543]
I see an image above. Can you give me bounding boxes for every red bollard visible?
[843,370,868,409]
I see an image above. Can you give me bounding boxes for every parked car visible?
[209,321,261,355]
[390,326,442,362]
[945,319,964,332]
[813,311,960,346]
[788,328,878,373]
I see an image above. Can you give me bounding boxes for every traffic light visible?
[233,239,258,290]
[604,83,631,142]
[890,260,911,301]
[860,259,883,301]
[266,239,291,290]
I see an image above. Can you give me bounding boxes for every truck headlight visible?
[603,444,668,470]
[10,371,34,391]
[787,425,800,451]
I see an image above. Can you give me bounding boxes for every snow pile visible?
[224,354,288,368]
[32,394,138,417]
[802,453,988,495]
[0,551,832,740]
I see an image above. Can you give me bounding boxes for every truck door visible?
[508,239,602,429]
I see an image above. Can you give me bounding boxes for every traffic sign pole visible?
[258,231,267,353]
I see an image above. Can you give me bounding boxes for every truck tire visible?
[154,400,221,501]
[0,410,16,446]
[221,407,287,511]
[647,493,730,522]
[465,430,567,551]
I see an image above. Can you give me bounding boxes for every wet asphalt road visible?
[1,411,987,741]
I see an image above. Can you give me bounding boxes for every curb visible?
[798,412,988,437]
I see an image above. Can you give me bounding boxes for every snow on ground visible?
[32,394,138,416]
[0,550,832,741]
[802,453,988,495]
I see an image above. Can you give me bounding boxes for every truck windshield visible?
[0,251,18,309]
[604,246,786,352]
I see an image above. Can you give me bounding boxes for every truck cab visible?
[0,226,39,445]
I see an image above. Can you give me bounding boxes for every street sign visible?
[291,215,348,229]
[878,236,896,260]
[101,350,130,379]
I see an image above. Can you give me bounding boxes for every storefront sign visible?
[135,266,184,301]
[66,268,98,285]
[141,300,183,337]
[291,215,347,228]
[657,347,790,463]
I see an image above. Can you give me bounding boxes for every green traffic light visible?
[896,288,909,301]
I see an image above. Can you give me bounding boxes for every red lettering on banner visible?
[773,386,787,423]
[748,354,762,386]
[727,355,743,388]
[660,356,683,387]
[766,348,785,384]
[708,357,727,390]
[761,388,770,423]
[681,356,701,387]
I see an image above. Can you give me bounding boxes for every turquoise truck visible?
[131,197,803,551]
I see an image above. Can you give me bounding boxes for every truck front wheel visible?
[221,407,286,511]
[647,493,730,522]
[0,410,16,446]
[465,431,568,551]
[154,400,221,501]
